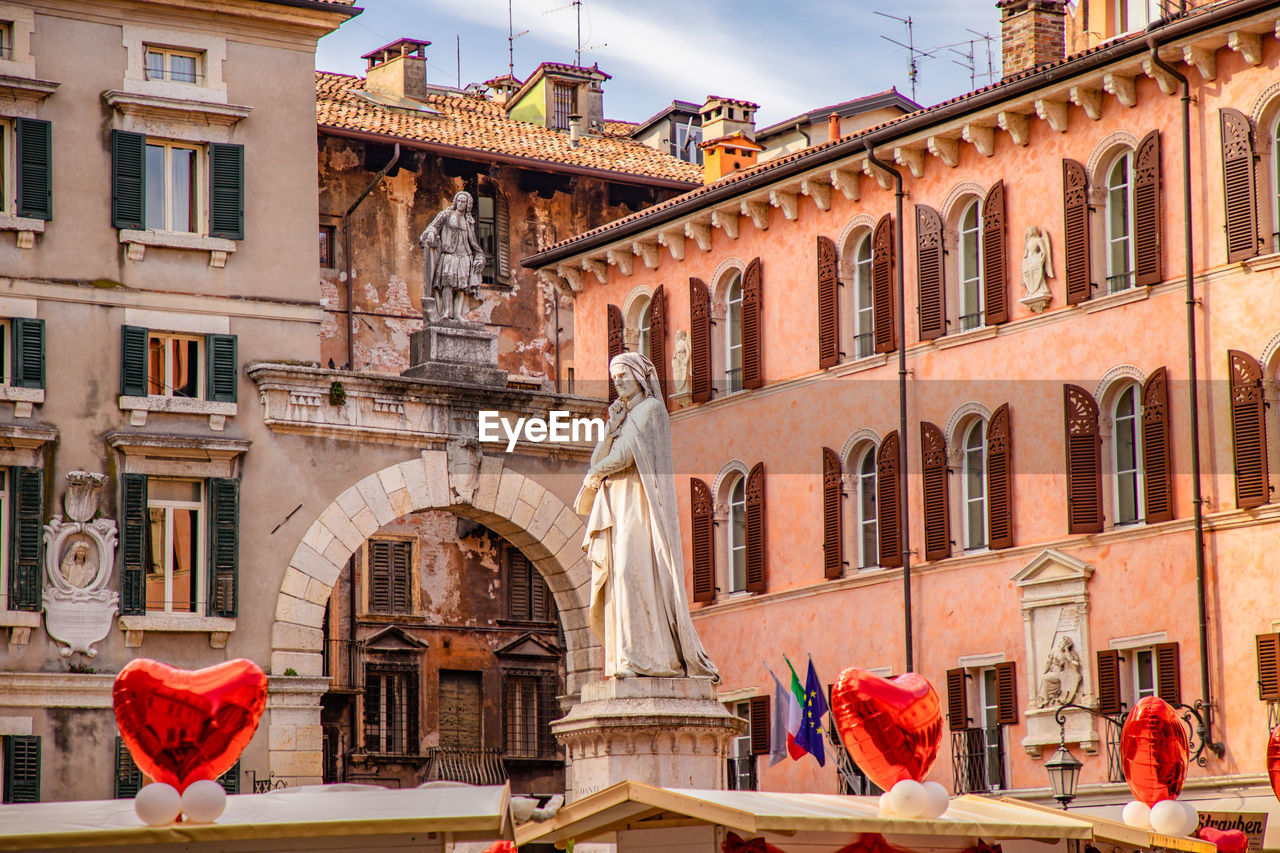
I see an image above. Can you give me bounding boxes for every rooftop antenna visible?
[875,11,931,102]
[456,34,461,89]
[544,0,585,66]
[508,0,529,80]
[942,38,977,89]
[966,28,997,86]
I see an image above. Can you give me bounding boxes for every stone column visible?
[266,675,330,785]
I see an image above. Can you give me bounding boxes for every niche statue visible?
[419,191,485,322]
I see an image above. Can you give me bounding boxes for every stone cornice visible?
[0,672,115,708]
[103,90,252,127]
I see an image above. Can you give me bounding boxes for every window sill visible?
[118,613,235,649]
[934,325,998,350]
[1243,252,1280,273]
[118,229,237,267]
[118,395,236,430]
[0,610,41,628]
[0,214,45,249]
[1083,285,1149,313]
[103,89,251,128]
[0,71,59,106]
[0,385,44,418]
[831,352,889,376]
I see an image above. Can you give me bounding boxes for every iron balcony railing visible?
[951,725,1007,794]
[422,747,508,786]
[726,755,757,791]
[1104,715,1126,783]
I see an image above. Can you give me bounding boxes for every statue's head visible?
[452,191,472,212]
[609,353,662,402]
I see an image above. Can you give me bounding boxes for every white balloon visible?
[180,779,228,823]
[879,792,895,815]
[1150,799,1186,836]
[921,781,950,818]
[135,782,182,826]
[888,779,927,819]
[1122,800,1151,829]
[1178,801,1200,836]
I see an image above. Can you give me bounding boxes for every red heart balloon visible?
[113,658,267,792]
[1198,828,1249,853]
[1120,696,1188,806]
[830,667,943,791]
[1268,725,1280,802]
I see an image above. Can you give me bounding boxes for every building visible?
[754,89,920,162]
[528,0,1280,825]
[629,99,705,166]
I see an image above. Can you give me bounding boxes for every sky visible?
[315,0,1006,127]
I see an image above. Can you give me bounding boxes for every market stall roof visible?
[0,782,512,851]
[999,798,1214,853]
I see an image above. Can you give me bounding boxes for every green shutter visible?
[8,467,42,612]
[120,474,147,615]
[120,325,148,397]
[111,130,145,230]
[208,477,238,617]
[209,143,244,240]
[114,737,143,799]
[217,759,240,794]
[14,119,51,221]
[11,318,44,390]
[3,735,40,803]
[205,333,237,402]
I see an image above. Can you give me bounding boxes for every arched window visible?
[856,446,878,568]
[1272,113,1280,253]
[1113,383,1144,525]
[963,420,987,550]
[853,234,874,358]
[727,475,747,591]
[958,198,983,330]
[1106,152,1136,293]
[725,272,744,393]
[635,297,651,361]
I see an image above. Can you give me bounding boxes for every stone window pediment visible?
[496,632,560,660]
[364,624,428,653]
[106,432,249,480]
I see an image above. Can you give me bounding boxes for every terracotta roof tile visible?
[316,71,702,184]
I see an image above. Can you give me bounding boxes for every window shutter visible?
[876,431,902,569]
[531,570,549,622]
[749,695,770,755]
[120,474,147,615]
[209,142,245,241]
[817,236,840,367]
[390,540,412,614]
[1096,649,1121,715]
[1229,349,1270,509]
[946,668,968,731]
[3,735,40,803]
[1155,642,1181,705]
[1221,108,1259,263]
[120,325,149,397]
[10,318,44,390]
[495,188,511,283]
[872,214,896,353]
[14,118,51,221]
[111,130,145,231]
[822,447,843,580]
[508,547,531,619]
[1134,130,1163,287]
[217,760,241,794]
[364,671,382,746]
[1063,384,1103,534]
[987,403,1013,549]
[745,462,766,593]
[1141,366,1174,524]
[205,334,238,403]
[606,303,623,403]
[916,205,945,341]
[1257,633,1280,700]
[982,180,1008,325]
[406,670,421,753]
[995,661,1017,724]
[691,477,714,603]
[8,467,42,612]
[369,540,392,613]
[208,477,239,618]
[649,284,669,404]
[114,737,143,799]
[742,257,763,390]
[690,277,712,404]
[920,421,950,562]
[1063,159,1092,305]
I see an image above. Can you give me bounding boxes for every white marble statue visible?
[576,353,719,681]
[43,471,118,657]
[1035,635,1082,708]
[1021,226,1054,312]
[419,191,485,322]
[671,330,691,397]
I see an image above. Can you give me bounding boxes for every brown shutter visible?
[1155,642,1181,705]
[691,478,714,603]
[369,540,392,613]
[607,303,624,403]
[1257,633,1280,700]
[822,447,843,579]
[817,236,840,368]
[1230,349,1270,509]
[920,422,950,562]
[872,214,896,353]
[876,431,902,569]
[1221,108,1260,263]
[649,284,668,405]
[1096,649,1121,715]
[749,695,770,755]
[1064,384,1103,534]
[745,462,766,593]
[915,205,946,341]
[742,258,763,390]
[690,277,712,403]
[986,403,1013,549]
[994,660,1017,725]
[1134,130,1163,287]
[946,668,969,731]
[982,180,1008,325]
[1063,159,1092,305]
[1141,366,1174,524]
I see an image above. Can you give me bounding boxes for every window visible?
[2,735,39,803]
[0,120,8,214]
[144,45,202,84]
[635,297,651,362]
[1130,647,1157,703]
[963,420,987,550]
[948,663,1013,794]
[1106,151,1135,293]
[148,332,200,398]
[0,118,52,222]
[976,668,1007,790]
[365,665,419,754]
[552,82,575,132]
[1098,642,1180,716]
[120,326,237,403]
[319,224,335,269]
[506,545,553,622]
[438,670,482,749]
[673,121,703,165]
[114,737,144,799]
[725,272,744,393]
[145,478,201,614]
[727,475,747,592]
[852,234,874,358]
[958,199,983,330]
[112,131,243,240]
[503,671,558,759]
[856,446,877,568]
[1114,0,1161,34]
[145,140,199,233]
[3,468,40,613]
[1272,114,1280,252]
[367,538,412,615]
[1113,384,1144,525]
[0,22,13,61]
[727,701,758,790]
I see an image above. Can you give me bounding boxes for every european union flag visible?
[797,659,829,766]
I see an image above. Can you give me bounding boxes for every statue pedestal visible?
[1022,705,1100,757]
[402,319,507,387]
[552,677,746,802]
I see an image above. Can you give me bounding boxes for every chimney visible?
[363,38,432,101]
[699,96,759,144]
[828,112,841,142]
[699,133,763,184]
[997,0,1067,79]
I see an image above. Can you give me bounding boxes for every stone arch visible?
[622,283,655,333]
[839,426,881,472]
[712,458,751,508]
[709,257,747,305]
[836,214,878,275]
[1093,363,1146,408]
[941,180,988,225]
[1086,129,1141,186]
[945,400,993,457]
[1258,330,1280,376]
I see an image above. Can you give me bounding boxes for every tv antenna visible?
[508,0,529,79]
[875,11,934,102]
[544,0,585,66]
[966,28,997,87]
[938,37,977,89]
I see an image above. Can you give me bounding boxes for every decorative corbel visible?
[555,264,584,293]
[893,146,925,179]
[800,178,832,211]
[830,167,860,201]
[862,158,893,191]
[926,136,959,168]
[582,257,609,285]
[1103,73,1137,108]
[539,268,573,297]
[711,208,740,239]
[606,247,633,276]
[740,199,770,231]
[1227,30,1262,66]
[1142,58,1179,96]
[1183,45,1215,81]
[962,123,995,157]
[685,220,713,252]
[768,189,799,221]
[657,230,685,261]
[1034,98,1069,132]
[1069,86,1103,121]
[632,239,660,270]
[996,111,1030,147]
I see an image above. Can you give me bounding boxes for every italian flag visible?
[784,657,807,760]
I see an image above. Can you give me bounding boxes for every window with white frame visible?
[1128,647,1158,704]
[976,667,1007,790]
[856,446,878,568]
[1105,151,1136,293]
[958,199,984,330]
[0,470,9,608]
[962,420,988,551]
[725,272,744,393]
[144,139,200,233]
[635,296,651,362]
[148,332,201,398]
[0,22,13,61]
[1113,383,1145,525]
[1272,113,1280,252]
[144,45,202,84]
[727,475,747,592]
[852,234,874,358]
[145,478,202,614]
[1114,0,1161,34]
[673,121,703,165]
[728,700,757,790]
[0,119,8,214]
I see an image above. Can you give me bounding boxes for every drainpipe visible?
[342,143,401,370]
[1147,32,1222,759]
[864,139,913,674]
